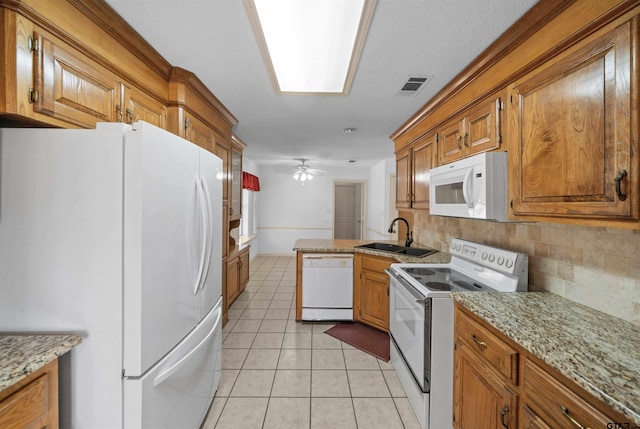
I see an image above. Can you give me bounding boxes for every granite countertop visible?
[0,334,82,392]
[292,238,451,264]
[452,292,640,425]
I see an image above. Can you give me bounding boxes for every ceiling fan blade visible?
[306,168,327,175]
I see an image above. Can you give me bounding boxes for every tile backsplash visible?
[413,212,640,325]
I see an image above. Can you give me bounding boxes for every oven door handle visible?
[386,269,427,304]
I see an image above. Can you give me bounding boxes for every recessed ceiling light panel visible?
[244,0,377,95]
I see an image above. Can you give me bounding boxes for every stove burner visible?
[404,268,436,276]
[425,281,452,291]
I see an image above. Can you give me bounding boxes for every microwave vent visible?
[399,76,431,96]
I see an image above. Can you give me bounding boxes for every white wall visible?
[367,158,397,240]
[257,165,373,255]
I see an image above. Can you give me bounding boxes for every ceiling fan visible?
[277,159,327,182]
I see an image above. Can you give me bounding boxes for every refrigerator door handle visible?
[152,304,222,387]
[199,175,214,291]
[193,175,208,295]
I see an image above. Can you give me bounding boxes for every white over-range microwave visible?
[429,151,508,221]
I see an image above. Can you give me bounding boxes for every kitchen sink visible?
[357,242,405,253]
[399,247,436,257]
[355,242,436,258]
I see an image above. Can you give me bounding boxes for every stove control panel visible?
[449,238,526,276]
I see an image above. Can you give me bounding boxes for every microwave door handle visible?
[462,168,474,208]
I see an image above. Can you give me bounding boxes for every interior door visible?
[122,121,200,376]
[334,182,363,239]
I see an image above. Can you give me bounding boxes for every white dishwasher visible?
[302,253,354,321]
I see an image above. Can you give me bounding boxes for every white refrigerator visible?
[0,121,223,428]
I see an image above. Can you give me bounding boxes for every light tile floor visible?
[202,255,421,429]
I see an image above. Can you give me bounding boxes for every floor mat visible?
[325,322,390,362]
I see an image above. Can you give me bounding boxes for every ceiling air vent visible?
[398,76,432,96]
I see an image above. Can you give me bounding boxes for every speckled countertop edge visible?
[0,334,82,391]
[452,292,640,425]
[292,239,452,264]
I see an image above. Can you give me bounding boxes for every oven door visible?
[387,269,431,392]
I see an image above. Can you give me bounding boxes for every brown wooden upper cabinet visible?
[508,17,638,221]
[183,111,215,151]
[395,147,411,209]
[32,28,122,127]
[395,132,437,209]
[438,95,503,165]
[29,28,167,130]
[123,84,167,128]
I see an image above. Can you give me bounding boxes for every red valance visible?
[242,171,260,191]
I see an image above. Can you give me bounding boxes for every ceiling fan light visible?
[293,172,300,180]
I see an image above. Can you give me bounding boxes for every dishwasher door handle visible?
[302,254,354,260]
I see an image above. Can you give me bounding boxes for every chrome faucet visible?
[388,217,413,247]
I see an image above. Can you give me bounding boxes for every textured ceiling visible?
[105,0,537,169]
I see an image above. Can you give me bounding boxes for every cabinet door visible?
[453,342,518,429]
[439,118,464,164]
[230,148,242,221]
[214,137,230,203]
[358,271,389,332]
[465,97,502,157]
[0,359,58,429]
[226,256,240,305]
[239,249,250,292]
[522,358,614,429]
[520,406,552,429]
[33,29,121,127]
[411,133,436,209]
[509,18,638,220]
[123,84,167,129]
[184,112,215,151]
[395,148,411,208]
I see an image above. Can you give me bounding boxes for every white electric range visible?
[386,238,528,429]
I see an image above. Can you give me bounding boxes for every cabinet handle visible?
[560,406,588,429]
[471,334,487,349]
[230,207,234,215]
[185,117,191,131]
[406,193,410,202]
[500,405,509,428]
[115,104,123,122]
[125,108,134,124]
[456,136,462,149]
[463,133,468,147]
[614,170,627,201]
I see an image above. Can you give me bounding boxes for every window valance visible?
[242,171,260,191]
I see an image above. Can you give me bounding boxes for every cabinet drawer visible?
[523,359,613,429]
[0,373,49,428]
[360,254,394,273]
[521,405,552,429]
[456,310,518,384]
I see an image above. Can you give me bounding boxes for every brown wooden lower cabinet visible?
[521,358,613,429]
[0,359,59,429]
[354,253,394,332]
[226,246,250,310]
[454,306,518,428]
[453,303,628,429]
